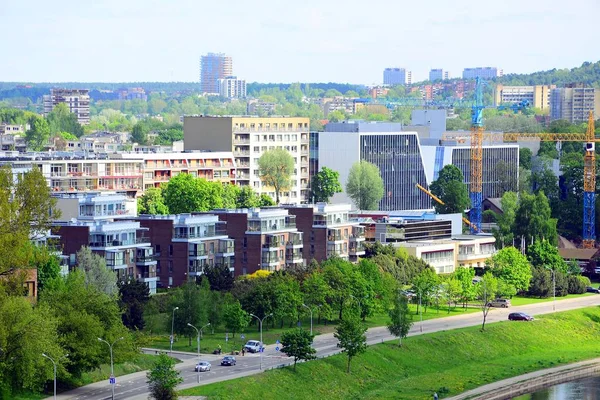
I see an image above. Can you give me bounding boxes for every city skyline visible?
[1,0,598,84]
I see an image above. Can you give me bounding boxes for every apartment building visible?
[111,151,237,190]
[218,76,247,99]
[43,89,90,124]
[0,153,143,196]
[200,53,233,94]
[54,218,157,292]
[384,68,411,85]
[247,100,277,115]
[319,122,431,211]
[210,208,303,276]
[286,203,365,263]
[0,125,26,151]
[462,67,502,80]
[429,69,449,81]
[494,84,555,110]
[137,214,234,288]
[550,85,600,123]
[184,116,311,203]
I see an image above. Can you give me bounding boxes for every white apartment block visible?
[218,76,247,99]
[43,89,91,125]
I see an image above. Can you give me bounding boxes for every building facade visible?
[184,116,310,203]
[494,84,554,110]
[211,208,303,276]
[462,67,502,80]
[550,85,600,123]
[218,76,247,99]
[318,122,430,211]
[43,89,90,125]
[200,53,233,94]
[137,214,234,288]
[429,69,449,81]
[383,68,410,85]
[286,203,365,263]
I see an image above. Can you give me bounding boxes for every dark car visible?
[508,312,534,321]
[586,286,600,293]
[221,356,236,366]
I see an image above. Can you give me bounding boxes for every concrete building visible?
[43,89,90,125]
[286,203,366,263]
[184,116,310,203]
[494,84,555,110]
[0,153,143,197]
[410,109,447,139]
[137,214,234,288]
[550,85,600,123]
[462,67,502,80]
[210,208,303,276]
[429,69,449,81]
[218,76,247,99]
[200,53,233,94]
[118,87,147,101]
[0,124,26,151]
[383,68,410,85]
[319,122,430,211]
[247,100,277,115]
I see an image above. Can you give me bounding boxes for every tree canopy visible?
[310,167,342,203]
[429,165,469,214]
[257,148,295,204]
[345,161,384,210]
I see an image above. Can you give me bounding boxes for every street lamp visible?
[42,353,68,400]
[187,322,211,383]
[170,306,179,354]
[551,268,556,312]
[98,337,124,400]
[249,313,273,370]
[302,304,322,336]
[417,290,424,333]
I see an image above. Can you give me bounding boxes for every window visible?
[254,146,259,153]
[155,245,161,255]
[169,245,173,256]
[168,260,173,274]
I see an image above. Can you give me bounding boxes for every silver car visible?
[194,361,211,372]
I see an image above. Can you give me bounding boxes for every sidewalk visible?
[446,358,600,400]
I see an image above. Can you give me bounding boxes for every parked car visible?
[487,299,511,308]
[508,312,534,321]
[586,286,600,293]
[194,361,211,372]
[221,356,236,366]
[244,340,263,353]
[400,290,416,299]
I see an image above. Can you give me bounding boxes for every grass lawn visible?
[509,292,593,306]
[145,304,480,354]
[180,306,600,400]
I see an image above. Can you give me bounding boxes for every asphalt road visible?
[51,294,600,400]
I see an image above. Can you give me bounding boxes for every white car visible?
[244,340,263,353]
[194,361,211,372]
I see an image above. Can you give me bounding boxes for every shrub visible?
[567,275,586,294]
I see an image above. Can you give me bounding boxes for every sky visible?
[1,0,598,84]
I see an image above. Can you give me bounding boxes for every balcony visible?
[217,240,235,256]
[234,150,250,157]
[349,242,366,256]
[286,233,303,248]
[262,235,281,250]
[90,236,150,248]
[285,250,303,264]
[188,262,206,276]
[188,248,208,258]
[233,136,250,144]
[136,248,157,265]
[350,227,365,242]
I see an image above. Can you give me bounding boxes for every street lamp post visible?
[42,353,68,400]
[418,290,423,333]
[302,304,322,336]
[98,337,124,400]
[170,306,179,354]
[552,268,556,312]
[249,313,273,370]
[187,322,211,383]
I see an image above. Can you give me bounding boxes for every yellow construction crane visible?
[441,111,597,247]
[415,183,479,232]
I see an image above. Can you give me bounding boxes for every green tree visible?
[258,193,276,207]
[46,103,84,137]
[429,165,470,214]
[25,116,50,151]
[387,293,413,346]
[454,267,476,308]
[236,186,261,208]
[519,147,533,170]
[440,278,462,313]
[475,272,498,331]
[280,328,316,370]
[147,353,183,400]
[162,174,223,214]
[257,148,295,203]
[488,247,532,292]
[528,266,552,298]
[334,316,367,373]
[138,187,169,215]
[514,192,558,246]
[170,282,208,345]
[527,240,568,273]
[345,161,384,210]
[412,268,439,314]
[76,247,118,297]
[131,122,149,145]
[310,167,343,203]
[201,263,234,291]
[493,191,518,248]
[29,244,62,291]
[222,184,241,209]
[222,295,249,338]
[119,280,150,331]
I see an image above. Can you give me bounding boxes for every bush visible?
[577,275,591,287]
[567,275,586,294]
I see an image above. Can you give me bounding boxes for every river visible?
[512,375,600,399]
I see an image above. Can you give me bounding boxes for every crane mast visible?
[582,111,596,248]
[469,77,485,234]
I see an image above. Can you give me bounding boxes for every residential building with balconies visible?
[286,203,365,263]
[454,235,497,269]
[211,208,303,275]
[43,88,90,125]
[136,214,234,288]
[53,219,157,292]
[53,192,137,221]
[184,116,310,203]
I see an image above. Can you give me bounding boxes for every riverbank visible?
[180,306,600,399]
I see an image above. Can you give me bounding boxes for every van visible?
[487,299,511,308]
[243,340,262,353]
